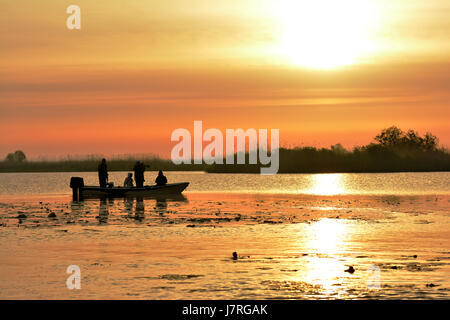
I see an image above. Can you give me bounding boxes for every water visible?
[0,171,449,197]
[0,172,449,299]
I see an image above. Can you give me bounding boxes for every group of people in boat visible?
[97,158,167,188]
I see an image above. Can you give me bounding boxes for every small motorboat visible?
[70,177,189,200]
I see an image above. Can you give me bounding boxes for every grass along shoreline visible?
[2,127,450,173]
[1,148,449,174]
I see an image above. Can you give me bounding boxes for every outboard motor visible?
[70,177,84,201]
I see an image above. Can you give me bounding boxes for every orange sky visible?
[1,0,449,159]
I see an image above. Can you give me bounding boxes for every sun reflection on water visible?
[303,218,350,296]
[306,173,347,195]
[309,218,347,253]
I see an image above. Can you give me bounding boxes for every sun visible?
[275,0,378,69]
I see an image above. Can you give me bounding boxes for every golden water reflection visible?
[303,218,351,296]
[306,173,347,195]
[309,218,347,254]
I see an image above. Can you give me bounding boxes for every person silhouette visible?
[98,158,108,188]
[123,173,134,187]
[155,170,168,186]
[133,161,146,188]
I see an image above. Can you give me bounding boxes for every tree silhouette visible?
[374,126,438,152]
[374,126,403,147]
[5,150,26,162]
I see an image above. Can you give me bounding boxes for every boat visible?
[70,177,188,200]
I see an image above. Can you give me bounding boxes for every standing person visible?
[98,158,108,188]
[155,170,168,186]
[133,160,146,188]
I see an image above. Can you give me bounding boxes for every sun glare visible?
[304,219,350,294]
[307,174,347,195]
[275,0,378,69]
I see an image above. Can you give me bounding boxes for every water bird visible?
[232,252,238,260]
[345,266,355,273]
[390,266,399,269]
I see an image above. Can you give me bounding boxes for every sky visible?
[1,0,449,159]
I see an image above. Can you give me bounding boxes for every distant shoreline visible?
[1,152,450,174]
[0,160,448,174]
[2,127,450,174]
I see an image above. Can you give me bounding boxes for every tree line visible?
[206,126,450,173]
[1,126,449,173]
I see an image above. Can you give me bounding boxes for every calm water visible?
[0,172,449,299]
[0,171,449,197]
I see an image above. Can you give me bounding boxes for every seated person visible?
[123,173,134,187]
[155,170,168,186]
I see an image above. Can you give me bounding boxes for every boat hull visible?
[80,182,189,198]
